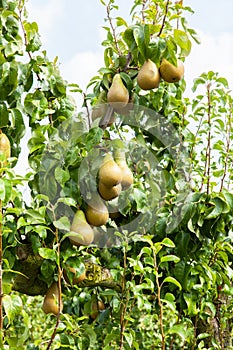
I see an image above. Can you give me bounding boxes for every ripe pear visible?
[90,299,105,320]
[69,210,94,246]
[85,195,109,226]
[137,59,160,90]
[99,153,123,187]
[63,266,86,285]
[107,74,129,109]
[42,282,62,316]
[159,58,184,83]
[99,182,122,201]
[114,150,133,190]
[0,131,10,166]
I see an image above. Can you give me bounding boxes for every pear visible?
[0,131,10,166]
[107,74,129,109]
[114,150,133,190]
[63,266,86,285]
[159,58,184,83]
[99,153,123,187]
[69,210,94,246]
[42,282,62,316]
[85,195,109,226]
[137,59,160,90]
[90,299,105,320]
[99,182,122,201]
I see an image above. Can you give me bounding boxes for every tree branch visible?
[157,0,170,37]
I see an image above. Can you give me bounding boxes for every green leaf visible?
[160,254,180,263]
[163,276,182,290]
[0,102,9,127]
[3,294,23,323]
[55,167,70,185]
[116,16,128,27]
[161,237,175,248]
[124,331,133,347]
[53,216,70,232]
[173,29,192,57]
[38,247,57,262]
[205,197,224,219]
[0,179,5,201]
[133,24,150,59]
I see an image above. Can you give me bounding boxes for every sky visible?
[27,0,233,105]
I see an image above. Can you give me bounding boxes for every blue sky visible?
[27,0,233,102]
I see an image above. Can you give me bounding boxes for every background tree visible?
[0,0,232,349]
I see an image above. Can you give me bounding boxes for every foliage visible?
[0,0,232,349]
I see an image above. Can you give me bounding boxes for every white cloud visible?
[27,0,64,45]
[185,30,233,93]
[60,51,104,107]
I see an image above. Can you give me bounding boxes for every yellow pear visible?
[98,182,122,201]
[137,59,160,90]
[107,74,129,109]
[85,195,109,226]
[114,150,133,190]
[0,131,10,166]
[99,153,123,187]
[63,266,86,285]
[90,299,105,320]
[69,210,94,246]
[159,58,184,83]
[42,282,62,316]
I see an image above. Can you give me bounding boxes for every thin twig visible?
[107,2,122,56]
[142,0,147,22]
[220,100,232,191]
[83,93,92,129]
[157,0,170,37]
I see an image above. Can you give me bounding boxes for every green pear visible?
[99,153,123,187]
[69,210,94,246]
[42,282,62,316]
[0,131,11,167]
[159,58,184,83]
[107,74,129,109]
[137,59,160,90]
[85,194,109,226]
[114,150,133,190]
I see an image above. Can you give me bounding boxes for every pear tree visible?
[0,1,232,349]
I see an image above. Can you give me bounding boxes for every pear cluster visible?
[67,150,133,249]
[98,151,133,201]
[137,58,184,91]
